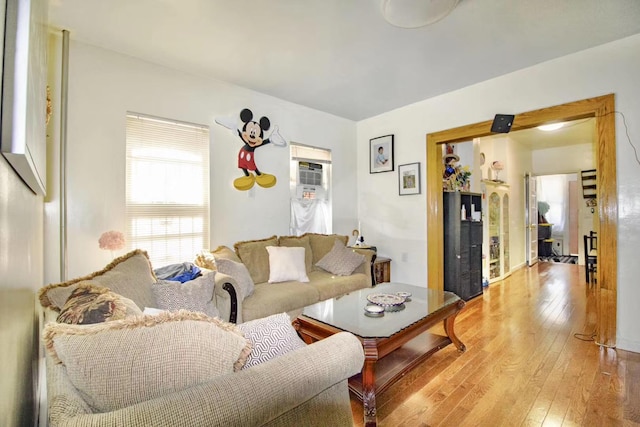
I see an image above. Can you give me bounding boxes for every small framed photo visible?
[370,135,394,173]
[398,162,421,196]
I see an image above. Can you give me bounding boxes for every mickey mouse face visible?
[242,121,264,147]
[239,108,271,148]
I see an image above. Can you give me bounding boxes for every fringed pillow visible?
[39,249,157,311]
[43,310,251,412]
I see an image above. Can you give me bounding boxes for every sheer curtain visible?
[290,199,330,235]
[537,174,568,235]
[289,143,332,236]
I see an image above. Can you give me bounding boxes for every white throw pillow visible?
[265,246,309,283]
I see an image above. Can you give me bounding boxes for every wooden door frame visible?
[426,94,617,346]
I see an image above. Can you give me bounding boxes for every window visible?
[126,113,210,267]
[289,143,331,235]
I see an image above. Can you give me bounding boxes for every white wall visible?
[533,144,596,259]
[0,150,43,426]
[532,143,595,176]
[356,34,640,352]
[45,37,357,280]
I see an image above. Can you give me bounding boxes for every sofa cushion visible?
[214,257,255,299]
[151,273,219,318]
[234,235,278,284]
[39,249,157,311]
[242,282,320,322]
[305,233,349,265]
[278,234,313,273]
[57,283,142,325]
[43,310,251,413]
[266,246,309,283]
[307,270,370,300]
[237,312,306,368]
[316,239,365,276]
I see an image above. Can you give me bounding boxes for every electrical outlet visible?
[401,252,408,262]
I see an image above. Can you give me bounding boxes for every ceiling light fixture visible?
[537,123,565,132]
[381,0,459,29]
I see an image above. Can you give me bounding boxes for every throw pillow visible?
[234,235,278,284]
[39,249,157,311]
[237,312,306,368]
[194,250,217,270]
[265,246,309,283]
[316,239,365,276]
[214,257,255,299]
[56,283,143,325]
[305,233,349,265]
[278,234,313,273]
[151,273,219,318]
[43,310,251,413]
[194,245,242,270]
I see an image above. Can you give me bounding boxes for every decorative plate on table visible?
[367,293,406,308]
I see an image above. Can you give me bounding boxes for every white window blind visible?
[126,113,210,267]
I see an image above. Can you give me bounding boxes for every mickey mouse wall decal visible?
[215,108,287,191]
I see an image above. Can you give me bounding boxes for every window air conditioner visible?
[297,161,325,199]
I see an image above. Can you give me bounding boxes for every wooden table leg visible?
[443,300,466,353]
[362,338,379,427]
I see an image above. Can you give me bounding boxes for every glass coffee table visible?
[293,282,466,427]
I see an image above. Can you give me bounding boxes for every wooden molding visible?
[426,94,617,346]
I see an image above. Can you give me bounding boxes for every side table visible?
[373,257,391,284]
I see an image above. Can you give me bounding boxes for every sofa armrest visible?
[352,248,377,287]
[50,332,364,427]
[213,272,242,323]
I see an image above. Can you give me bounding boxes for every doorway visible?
[425,94,617,347]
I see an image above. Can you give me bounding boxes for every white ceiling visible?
[492,118,595,151]
[48,0,640,121]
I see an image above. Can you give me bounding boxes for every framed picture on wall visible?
[370,134,394,173]
[398,162,420,195]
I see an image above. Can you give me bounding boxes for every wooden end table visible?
[294,283,465,427]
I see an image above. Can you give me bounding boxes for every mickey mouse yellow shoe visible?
[256,173,277,188]
[234,174,256,191]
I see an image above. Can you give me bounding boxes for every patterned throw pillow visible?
[43,311,251,412]
[265,246,309,283]
[315,239,365,276]
[214,257,255,299]
[305,233,349,265]
[39,249,157,311]
[151,273,219,318]
[57,283,142,325]
[237,312,306,368]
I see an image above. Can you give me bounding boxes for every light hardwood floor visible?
[350,262,640,426]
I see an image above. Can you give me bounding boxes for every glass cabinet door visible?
[489,192,501,279]
[503,194,510,274]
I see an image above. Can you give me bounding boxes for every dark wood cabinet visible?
[443,191,483,301]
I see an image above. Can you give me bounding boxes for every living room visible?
[2,1,640,425]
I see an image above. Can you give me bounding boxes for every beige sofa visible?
[38,251,366,426]
[201,233,377,323]
[44,324,364,426]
